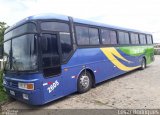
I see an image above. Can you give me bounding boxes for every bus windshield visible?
[4,23,37,72]
[4,34,37,71]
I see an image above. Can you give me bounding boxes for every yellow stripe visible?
[107,47,131,63]
[100,48,140,71]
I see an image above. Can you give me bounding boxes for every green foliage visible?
[0,70,3,90]
[0,22,8,43]
[0,70,8,104]
[0,22,9,104]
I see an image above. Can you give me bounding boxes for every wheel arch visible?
[142,56,147,65]
[77,68,96,88]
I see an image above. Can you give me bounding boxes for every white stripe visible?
[43,83,48,86]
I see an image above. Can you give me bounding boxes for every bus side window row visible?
[75,25,153,45]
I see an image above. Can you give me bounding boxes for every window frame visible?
[146,34,153,44]
[101,29,118,45]
[139,34,147,45]
[130,32,140,45]
[118,31,130,45]
[75,25,90,45]
[74,23,101,47]
[88,27,100,45]
[39,20,74,64]
[59,32,73,62]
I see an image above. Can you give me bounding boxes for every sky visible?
[0,0,160,43]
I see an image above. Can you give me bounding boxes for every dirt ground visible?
[1,56,160,111]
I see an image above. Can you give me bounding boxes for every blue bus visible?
[1,13,154,105]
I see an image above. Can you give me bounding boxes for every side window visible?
[101,29,110,44]
[118,31,130,44]
[76,26,89,45]
[60,32,72,62]
[101,29,117,44]
[130,33,139,44]
[41,34,59,68]
[41,34,61,77]
[89,28,99,45]
[110,31,117,44]
[146,35,153,44]
[139,34,146,44]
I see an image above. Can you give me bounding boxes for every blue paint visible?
[3,47,142,105]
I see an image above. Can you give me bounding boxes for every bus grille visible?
[6,80,18,88]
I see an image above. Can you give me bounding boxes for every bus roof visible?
[5,13,151,34]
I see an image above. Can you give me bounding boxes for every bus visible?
[1,13,154,105]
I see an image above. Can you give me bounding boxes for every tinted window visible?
[101,29,117,44]
[60,32,72,61]
[3,40,11,70]
[118,31,130,44]
[110,31,117,44]
[41,22,69,32]
[4,23,36,41]
[76,26,89,45]
[42,34,59,68]
[146,35,153,44]
[89,28,99,45]
[130,33,139,44]
[139,34,146,44]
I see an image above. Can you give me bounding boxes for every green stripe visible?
[118,45,154,64]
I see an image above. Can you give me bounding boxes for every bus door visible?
[41,33,63,100]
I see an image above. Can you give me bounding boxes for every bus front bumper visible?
[3,84,45,105]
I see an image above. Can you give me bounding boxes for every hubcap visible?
[80,75,90,89]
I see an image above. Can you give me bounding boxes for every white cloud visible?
[0,0,160,42]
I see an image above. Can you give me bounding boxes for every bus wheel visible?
[77,71,92,93]
[140,58,146,70]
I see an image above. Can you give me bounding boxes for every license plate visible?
[10,90,15,96]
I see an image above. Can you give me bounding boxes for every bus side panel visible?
[100,47,142,78]
[57,46,152,99]
[145,45,154,64]
[61,66,82,95]
[61,48,109,95]
[42,76,63,104]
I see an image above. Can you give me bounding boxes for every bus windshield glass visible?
[3,23,37,71]
[4,34,37,71]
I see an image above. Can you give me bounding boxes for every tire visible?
[140,58,146,70]
[77,71,92,93]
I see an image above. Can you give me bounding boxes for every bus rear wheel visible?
[77,71,92,93]
[140,58,146,70]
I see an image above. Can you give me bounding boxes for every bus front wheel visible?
[140,58,146,70]
[77,71,92,93]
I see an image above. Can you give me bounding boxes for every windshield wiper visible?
[11,57,20,73]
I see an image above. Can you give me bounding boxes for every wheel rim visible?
[80,75,90,89]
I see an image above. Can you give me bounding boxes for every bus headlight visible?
[18,82,34,90]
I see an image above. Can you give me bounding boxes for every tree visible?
[0,22,8,43]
